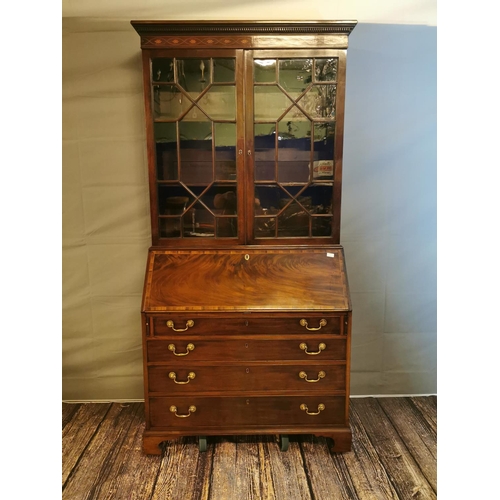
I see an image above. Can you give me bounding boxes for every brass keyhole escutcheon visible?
[244,254,250,261]
[246,368,250,374]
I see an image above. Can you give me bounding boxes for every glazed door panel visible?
[245,49,347,245]
[143,49,246,245]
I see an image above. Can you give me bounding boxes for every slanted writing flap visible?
[142,248,350,312]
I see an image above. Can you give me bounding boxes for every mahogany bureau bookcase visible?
[131,20,357,454]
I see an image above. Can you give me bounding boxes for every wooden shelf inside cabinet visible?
[132,20,356,454]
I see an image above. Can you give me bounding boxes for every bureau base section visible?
[142,426,352,455]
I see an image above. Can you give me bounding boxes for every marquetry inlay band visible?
[141,36,252,48]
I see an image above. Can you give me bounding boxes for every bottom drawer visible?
[149,395,346,428]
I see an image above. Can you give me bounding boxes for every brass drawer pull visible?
[168,343,195,356]
[169,371,196,384]
[299,370,326,383]
[299,342,326,355]
[167,319,194,332]
[300,318,327,331]
[170,405,196,418]
[300,403,325,415]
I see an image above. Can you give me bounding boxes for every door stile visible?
[243,50,256,244]
[235,50,247,244]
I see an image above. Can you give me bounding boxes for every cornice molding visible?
[131,20,357,37]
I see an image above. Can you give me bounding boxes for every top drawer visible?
[149,315,344,336]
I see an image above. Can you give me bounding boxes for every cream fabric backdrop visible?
[62,13,436,400]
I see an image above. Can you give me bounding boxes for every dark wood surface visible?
[62,396,437,500]
[143,248,351,312]
[147,362,346,393]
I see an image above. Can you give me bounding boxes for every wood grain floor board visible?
[343,406,401,500]
[208,435,266,500]
[84,406,161,500]
[300,435,360,500]
[62,402,112,486]
[409,396,437,436]
[62,403,142,500]
[377,397,437,492]
[259,436,312,500]
[351,398,436,500]
[151,436,214,500]
[62,402,81,429]
[62,397,437,500]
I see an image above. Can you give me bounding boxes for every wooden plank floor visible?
[62,396,436,500]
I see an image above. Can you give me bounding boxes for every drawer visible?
[147,363,346,394]
[149,315,343,336]
[147,335,346,363]
[149,395,346,428]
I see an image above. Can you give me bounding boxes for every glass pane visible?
[154,85,191,120]
[216,217,238,238]
[278,59,312,99]
[159,218,181,238]
[299,84,337,119]
[278,201,309,237]
[312,122,335,181]
[155,123,178,181]
[300,184,333,214]
[198,85,236,120]
[255,123,276,181]
[215,123,236,181]
[254,185,289,215]
[312,216,333,237]
[177,59,211,96]
[152,58,174,82]
[179,113,212,185]
[213,58,235,83]
[204,185,237,215]
[183,204,215,237]
[315,58,338,82]
[180,161,212,185]
[158,185,192,215]
[254,86,293,121]
[254,59,276,83]
[254,216,276,238]
[277,113,311,183]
